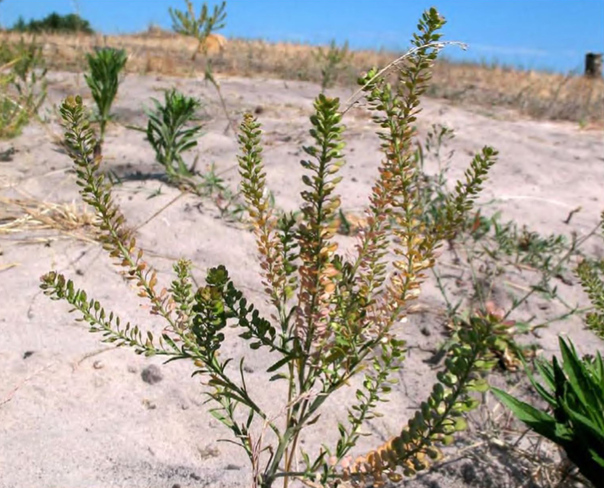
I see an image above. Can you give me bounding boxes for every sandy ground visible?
[1,71,603,488]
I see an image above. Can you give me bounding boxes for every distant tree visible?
[10,12,94,34]
[12,16,27,32]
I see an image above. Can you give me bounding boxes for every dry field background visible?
[2,27,603,125]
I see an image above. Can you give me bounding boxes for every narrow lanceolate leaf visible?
[145,89,203,179]
[84,47,127,141]
[491,388,559,441]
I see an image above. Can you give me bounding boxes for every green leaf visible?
[267,354,294,373]
[492,387,560,444]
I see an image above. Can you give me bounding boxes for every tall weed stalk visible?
[170,0,236,133]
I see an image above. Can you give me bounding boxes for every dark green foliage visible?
[84,47,127,144]
[137,87,243,218]
[10,12,94,34]
[493,337,604,485]
[144,88,203,180]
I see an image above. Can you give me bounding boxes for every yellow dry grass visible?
[1,28,602,124]
[0,196,98,241]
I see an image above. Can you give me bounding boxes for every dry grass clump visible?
[0,195,97,240]
[1,29,602,125]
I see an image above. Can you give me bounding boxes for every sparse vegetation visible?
[198,162,247,220]
[407,122,591,373]
[0,1,599,487]
[169,0,226,61]
[0,36,47,138]
[1,18,601,124]
[0,68,28,139]
[133,86,245,220]
[170,0,235,133]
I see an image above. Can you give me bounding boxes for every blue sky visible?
[1,0,603,73]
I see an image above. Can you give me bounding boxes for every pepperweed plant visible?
[577,213,604,340]
[41,9,501,487]
[84,47,127,146]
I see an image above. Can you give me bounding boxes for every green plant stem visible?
[207,75,236,134]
